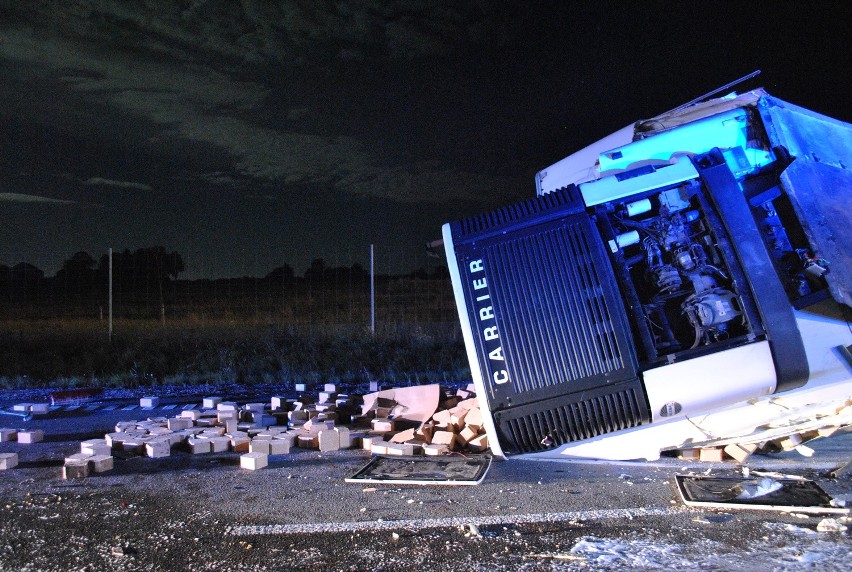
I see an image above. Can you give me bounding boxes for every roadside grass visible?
[0,318,470,389]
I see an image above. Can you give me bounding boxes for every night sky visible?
[1,1,849,279]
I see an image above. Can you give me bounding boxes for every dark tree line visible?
[1,249,452,322]
[1,251,449,300]
[1,247,185,306]
[54,247,184,294]
[266,258,448,284]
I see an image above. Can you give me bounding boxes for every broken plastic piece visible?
[675,474,850,515]
[345,454,492,485]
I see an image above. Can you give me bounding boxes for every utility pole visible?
[370,244,375,336]
[108,247,113,343]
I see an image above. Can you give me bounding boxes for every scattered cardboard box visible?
[209,436,231,453]
[724,443,759,464]
[63,460,90,479]
[145,440,171,458]
[335,427,352,449]
[188,438,212,454]
[361,434,383,451]
[389,428,416,443]
[699,447,725,463]
[423,443,449,456]
[268,439,290,455]
[167,417,193,431]
[30,403,50,415]
[0,452,18,470]
[240,452,268,470]
[17,430,44,444]
[464,407,483,428]
[361,385,441,424]
[318,429,340,452]
[229,436,251,453]
[457,426,478,445]
[297,435,318,449]
[431,431,457,448]
[65,453,93,464]
[385,443,415,456]
[677,448,701,460]
[371,418,395,432]
[89,455,114,473]
[370,442,389,455]
[58,383,492,484]
[249,440,271,454]
[467,434,489,453]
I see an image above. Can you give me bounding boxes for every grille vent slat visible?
[483,220,624,393]
[459,186,585,237]
[450,191,651,455]
[504,388,646,453]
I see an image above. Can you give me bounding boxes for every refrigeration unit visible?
[442,90,852,458]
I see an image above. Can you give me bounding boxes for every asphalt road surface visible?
[1,396,850,571]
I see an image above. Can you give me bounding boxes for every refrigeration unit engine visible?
[442,91,851,457]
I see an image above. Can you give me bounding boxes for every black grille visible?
[483,219,625,394]
[448,192,650,455]
[500,386,646,453]
[458,186,584,238]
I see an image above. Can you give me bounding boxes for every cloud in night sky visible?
[1,1,848,277]
[0,192,76,205]
[83,178,153,192]
[0,1,510,206]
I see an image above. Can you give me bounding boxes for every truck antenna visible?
[670,70,762,113]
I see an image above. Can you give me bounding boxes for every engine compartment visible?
[597,182,752,362]
[593,156,830,370]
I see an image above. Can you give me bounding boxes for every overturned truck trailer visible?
[443,90,852,460]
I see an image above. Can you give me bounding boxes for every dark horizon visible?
[0,245,450,284]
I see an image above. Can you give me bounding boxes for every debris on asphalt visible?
[817,518,849,532]
[0,452,18,470]
[675,474,851,515]
[345,453,492,485]
[724,443,759,463]
[830,459,852,479]
[11,403,50,415]
[15,429,43,444]
[44,383,491,479]
[830,494,851,508]
[671,412,852,464]
[524,552,585,562]
[816,518,849,533]
[62,459,89,479]
[356,383,489,456]
[48,387,104,405]
[735,477,783,499]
